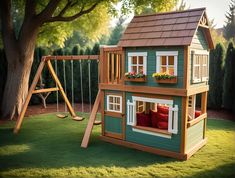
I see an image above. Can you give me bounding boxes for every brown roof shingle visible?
[118,8,214,49]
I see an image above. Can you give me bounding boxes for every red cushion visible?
[137,113,151,127]
[150,110,158,128]
[157,112,168,122]
[195,110,201,118]
[157,121,168,130]
[157,105,169,114]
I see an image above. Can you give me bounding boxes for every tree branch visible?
[36,0,61,24]
[46,2,98,22]
[58,0,73,17]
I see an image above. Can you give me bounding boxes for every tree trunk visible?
[1,53,34,120]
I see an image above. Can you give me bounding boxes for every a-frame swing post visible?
[14,58,46,134]
[46,60,79,119]
[81,90,101,148]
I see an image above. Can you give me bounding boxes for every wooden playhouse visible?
[14,7,214,161]
[96,8,214,160]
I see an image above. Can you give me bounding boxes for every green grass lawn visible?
[0,113,235,178]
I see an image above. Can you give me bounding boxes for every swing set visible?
[13,55,101,133]
[13,46,122,148]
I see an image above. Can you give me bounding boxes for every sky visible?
[185,0,231,28]
[112,0,231,29]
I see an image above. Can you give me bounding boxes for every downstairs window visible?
[127,96,179,135]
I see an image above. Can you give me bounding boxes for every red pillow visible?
[157,105,169,114]
[157,112,168,122]
[150,110,158,128]
[157,121,168,130]
[195,110,201,118]
[137,113,151,127]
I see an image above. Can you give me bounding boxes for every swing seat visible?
[94,120,102,125]
[56,114,68,119]
[72,116,85,121]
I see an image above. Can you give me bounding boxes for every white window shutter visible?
[143,56,147,75]
[128,56,132,72]
[174,55,178,76]
[168,105,179,134]
[127,100,135,126]
[156,56,160,73]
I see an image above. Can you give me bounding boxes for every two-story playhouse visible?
[98,8,214,160]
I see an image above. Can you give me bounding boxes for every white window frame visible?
[156,51,178,76]
[127,96,179,135]
[191,50,209,83]
[128,52,147,74]
[107,95,122,113]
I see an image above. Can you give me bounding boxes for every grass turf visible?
[0,113,234,178]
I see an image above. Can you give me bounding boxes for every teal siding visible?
[125,47,185,88]
[186,120,204,151]
[125,92,182,152]
[104,116,122,134]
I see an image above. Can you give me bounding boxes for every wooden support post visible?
[201,91,208,138]
[111,53,114,83]
[14,59,46,134]
[183,46,190,89]
[46,60,78,118]
[81,90,101,148]
[180,96,188,154]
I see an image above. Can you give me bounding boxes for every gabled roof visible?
[118,8,214,49]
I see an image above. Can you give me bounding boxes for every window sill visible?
[132,125,172,136]
[154,77,177,84]
[187,113,207,128]
[124,76,147,82]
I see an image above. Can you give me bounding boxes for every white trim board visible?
[132,96,173,105]
[132,128,172,139]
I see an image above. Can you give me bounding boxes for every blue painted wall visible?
[125,46,185,88]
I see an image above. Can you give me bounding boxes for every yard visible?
[0,113,234,177]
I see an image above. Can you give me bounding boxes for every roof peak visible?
[135,7,206,18]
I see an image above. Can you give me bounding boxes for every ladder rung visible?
[33,87,59,94]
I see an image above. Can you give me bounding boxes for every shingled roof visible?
[118,8,214,49]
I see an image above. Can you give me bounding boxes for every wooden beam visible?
[44,55,99,61]
[14,59,46,134]
[103,46,122,52]
[187,113,207,128]
[32,87,59,94]
[81,90,101,148]
[46,60,77,118]
[99,83,187,96]
[99,47,104,83]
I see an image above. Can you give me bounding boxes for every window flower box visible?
[125,71,147,82]
[152,72,177,84]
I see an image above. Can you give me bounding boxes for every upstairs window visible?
[156,51,178,76]
[128,52,147,74]
[107,95,122,113]
[192,50,209,83]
